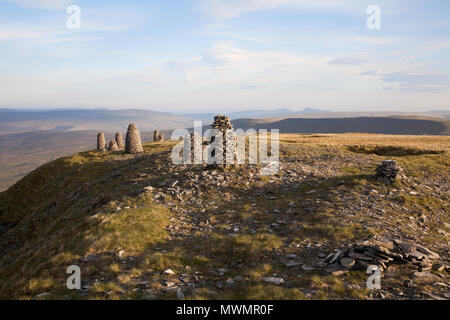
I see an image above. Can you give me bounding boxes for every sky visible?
[0,0,449,113]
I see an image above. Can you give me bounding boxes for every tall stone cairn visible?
[97,132,106,151]
[115,132,124,150]
[190,131,203,164]
[374,160,405,183]
[108,140,119,152]
[211,115,236,165]
[154,130,164,142]
[125,123,144,154]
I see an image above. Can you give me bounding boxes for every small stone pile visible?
[108,140,119,152]
[97,132,106,151]
[210,115,236,165]
[374,160,405,183]
[125,123,144,154]
[115,132,124,150]
[154,130,164,142]
[325,239,441,274]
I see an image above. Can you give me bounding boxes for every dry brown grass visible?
[280,133,450,151]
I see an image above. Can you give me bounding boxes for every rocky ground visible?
[0,134,449,300]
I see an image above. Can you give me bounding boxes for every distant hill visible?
[0,129,170,191]
[0,109,194,135]
[183,108,329,122]
[232,116,450,135]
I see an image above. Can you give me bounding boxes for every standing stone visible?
[154,130,164,142]
[97,132,106,151]
[125,123,144,154]
[108,140,119,152]
[115,132,124,150]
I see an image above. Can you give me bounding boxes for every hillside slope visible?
[0,134,449,300]
[0,129,172,192]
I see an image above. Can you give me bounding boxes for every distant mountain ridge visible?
[182,108,330,122]
[0,108,194,135]
[232,116,450,135]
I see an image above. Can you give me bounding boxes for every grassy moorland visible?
[0,134,448,300]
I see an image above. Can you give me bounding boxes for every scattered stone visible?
[283,261,301,268]
[340,257,356,269]
[176,289,185,300]
[302,265,315,271]
[36,292,50,298]
[97,132,106,151]
[433,264,445,272]
[164,269,175,275]
[325,240,441,273]
[125,123,144,154]
[143,186,154,193]
[262,277,285,285]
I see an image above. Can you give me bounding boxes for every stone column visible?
[97,132,106,151]
[115,132,124,150]
[108,140,119,152]
[125,123,144,154]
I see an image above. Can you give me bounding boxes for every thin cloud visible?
[328,58,365,66]
[196,0,359,19]
[7,0,72,10]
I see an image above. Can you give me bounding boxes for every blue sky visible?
[0,0,449,112]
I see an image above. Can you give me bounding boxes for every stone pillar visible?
[115,132,124,150]
[154,130,164,142]
[97,132,106,151]
[211,115,236,165]
[125,123,144,154]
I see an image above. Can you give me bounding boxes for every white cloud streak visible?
[7,0,72,10]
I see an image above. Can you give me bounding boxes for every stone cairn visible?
[325,239,441,274]
[189,131,203,164]
[374,160,405,183]
[210,115,236,165]
[97,132,106,151]
[115,132,124,150]
[108,140,119,152]
[125,123,144,154]
[154,130,164,142]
